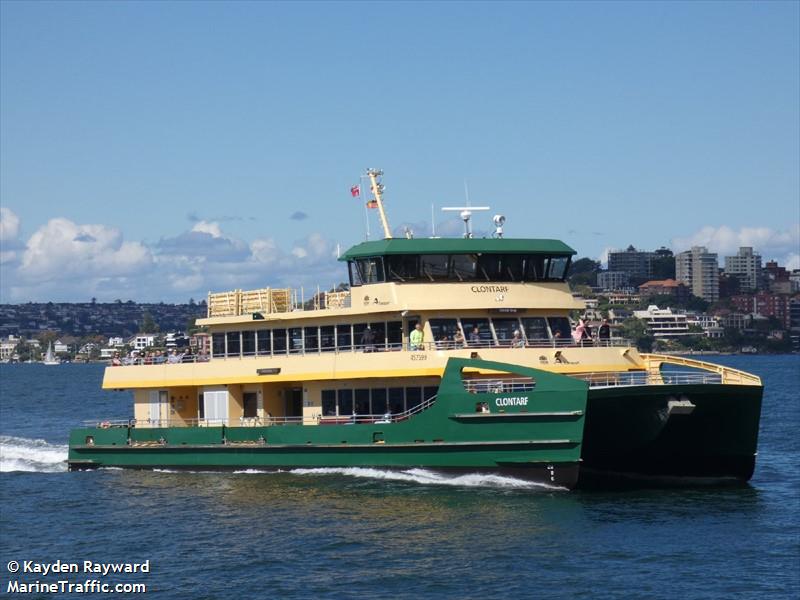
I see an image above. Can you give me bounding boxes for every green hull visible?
[69,358,589,489]
[579,384,763,486]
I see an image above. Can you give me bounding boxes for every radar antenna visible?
[441,206,490,238]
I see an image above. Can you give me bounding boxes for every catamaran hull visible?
[578,384,763,487]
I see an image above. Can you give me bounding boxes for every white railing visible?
[83,395,438,430]
[574,370,723,388]
[463,377,536,394]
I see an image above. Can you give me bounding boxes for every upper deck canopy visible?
[339,238,576,261]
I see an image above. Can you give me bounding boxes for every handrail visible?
[110,338,634,366]
[84,395,439,430]
[640,353,761,386]
[574,370,724,388]
[463,377,536,394]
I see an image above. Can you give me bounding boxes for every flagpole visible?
[362,175,370,241]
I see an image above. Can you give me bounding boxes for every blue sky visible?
[1,1,798,302]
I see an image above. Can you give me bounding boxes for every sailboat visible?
[43,342,60,365]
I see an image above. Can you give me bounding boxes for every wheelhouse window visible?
[349,257,385,285]
[420,255,449,281]
[380,253,572,282]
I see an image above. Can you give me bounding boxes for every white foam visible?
[289,467,565,490]
[0,435,68,473]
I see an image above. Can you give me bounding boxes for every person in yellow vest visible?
[410,322,425,351]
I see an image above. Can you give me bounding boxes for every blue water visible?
[1,356,798,599]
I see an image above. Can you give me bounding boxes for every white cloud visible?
[672,224,799,257]
[0,207,20,241]
[191,220,223,238]
[19,218,152,279]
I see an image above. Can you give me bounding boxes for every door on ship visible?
[285,388,303,419]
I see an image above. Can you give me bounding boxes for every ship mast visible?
[366,168,393,239]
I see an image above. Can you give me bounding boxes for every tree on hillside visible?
[569,258,601,287]
[140,311,159,333]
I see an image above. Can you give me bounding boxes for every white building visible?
[724,247,762,292]
[53,340,70,353]
[108,336,125,347]
[676,246,719,303]
[687,314,724,338]
[632,305,695,338]
[131,335,158,350]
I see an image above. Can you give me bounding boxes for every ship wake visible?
[287,467,566,490]
[0,436,68,473]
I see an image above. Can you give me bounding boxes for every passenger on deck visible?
[410,323,425,351]
[511,330,524,348]
[598,319,611,343]
[453,329,466,348]
[469,327,481,346]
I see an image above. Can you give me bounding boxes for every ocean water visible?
[0,356,798,599]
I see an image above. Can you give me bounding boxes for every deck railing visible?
[640,353,762,386]
[109,337,633,366]
[462,377,536,394]
[84,395,438,430]
[574,370,723,388]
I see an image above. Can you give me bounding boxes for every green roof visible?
[339,238,576,261]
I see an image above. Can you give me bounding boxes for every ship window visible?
[243,392,258,418]
[337,389,353,416]
[420,255,449,281]
[502,255,526,282]
[450,254,478,281]
[304,327,319,353]
[320,326,336,352]
[424,386,439,402]
[429,319,460,349]
[477,255,501,281]
[242,331,256,356]
[370,322,386,349]
[212,334,225,358]
[322,390,336,417]
[288,328,303,354]
[387,321,402,350]
[522,318,549,344]
[356,257,385,284]
[388,388,405,414]
[547,317,572,344]
[226,332,241,357]
[353,323,368,350]
[526,256,546,280]
[406,387,422,410]
[459,318,492,347]
[386,255,420,281]
[371,388,387,415]
[349,261,363,287]
[336,324,352,351]
[198,392,204,419]
[492,318,521,347]
[355,389,371,415]
[257,329,270,355]
[547,256,570,280]
[272,329,287,354]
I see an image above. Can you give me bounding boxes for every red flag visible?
[366,200,378,209]
[350,185,360,197]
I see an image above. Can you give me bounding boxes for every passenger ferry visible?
[68,170,763,488]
